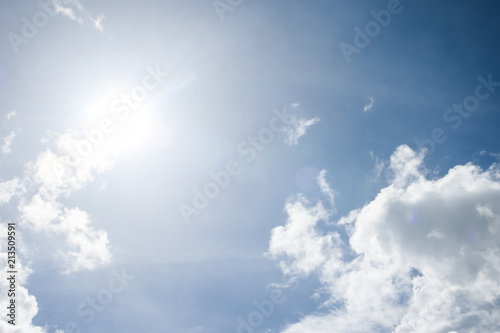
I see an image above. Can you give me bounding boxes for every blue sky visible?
[1,0,500,332]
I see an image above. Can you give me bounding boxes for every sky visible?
[1,0,500,332]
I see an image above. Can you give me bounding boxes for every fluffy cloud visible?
[0,224,48,333]
[268,198,340,276]
[0,128,114,331]
[57,208,111,273]
[29,135,113,198]
[18,196,111,273]
[17,129,114,273]
[0,179,24,204]
[268,145,500,333]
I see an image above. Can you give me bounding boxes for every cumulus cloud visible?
[18,194,112,274]
[268,145,500,333]
[29,139,113,198]
[17,129,114,273]
[0,224,49,333]
[19,194,61,231]
[0,117,122,328]
[268,197,340,276]
[58,208,111,273]
[0,128,114,330]
[0,127,114,276]
[0,179,24,204]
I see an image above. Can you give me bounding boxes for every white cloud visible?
[6,110,17,120]
[0,224,49,333]
[18,194,61,232]
[53,0,105,31]
[369,151,386,181]
[93,14,104,32]
[17,129,114,273]
[0,126,116,329]
[364,97,374,112]
[389,145,426,187]
[0,179,24,204]
[275,103,320,146]
[318,170,335,209]
[268,145,500,333]
[28,144,113,198]
[18,195,112,274]
[53,0,83,23]
[283,116,320,146]
[2,130,16,154]
[58,208,112,273]
[267,197,340,276]
[426,229,445,239]
[491,152,500,161]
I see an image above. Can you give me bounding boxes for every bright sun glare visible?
[76,76,174,161]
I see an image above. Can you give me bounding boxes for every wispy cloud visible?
[491,152,500,161]
[282,104,320,146]
[6,110,17,120]
[1,130,16,154]
[53,0,105,32]
[284,117,320,146]
[318,170,335,209]
[363,96,374,112]
[369,151,386,181]
[93,14,105,32]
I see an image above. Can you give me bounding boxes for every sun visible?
[71,69,175,163]
[105,107,172,156]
